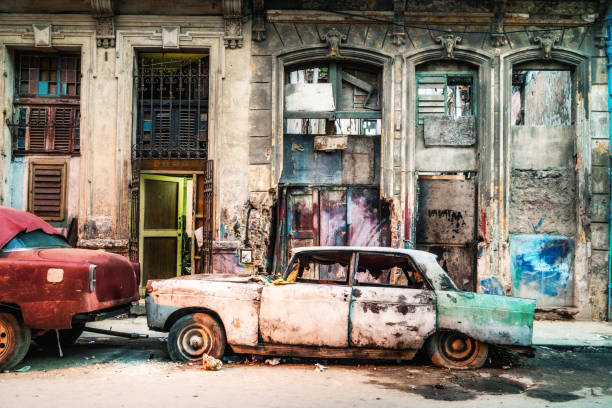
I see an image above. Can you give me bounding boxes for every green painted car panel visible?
[436,291,536,346]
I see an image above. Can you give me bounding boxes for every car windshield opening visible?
[2,229,70,251]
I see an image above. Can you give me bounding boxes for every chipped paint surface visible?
[147,247,535,357]
[147,278,262,346]
[437,291,535,346]
[259,284,351,347]
[350,287,436,350]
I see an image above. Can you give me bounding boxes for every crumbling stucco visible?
[509,169,576,237]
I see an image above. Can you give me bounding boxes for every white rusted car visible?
[146,247,535,369]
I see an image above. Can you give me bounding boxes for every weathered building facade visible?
[0,1,610,320]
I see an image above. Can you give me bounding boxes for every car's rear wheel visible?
[35,323,85,350]
[168,313,226,363]
[0,311,31,371]
[426,331,488,369]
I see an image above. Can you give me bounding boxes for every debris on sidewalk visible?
[314,363,327,372]
[15,366,31,372]
[202,354,223,371]
[265,358,281,366]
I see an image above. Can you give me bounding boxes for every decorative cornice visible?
[252,0,266,42]
[391,0,406,46]
[435,32,462,59]
[320,28,347,57]
[490,0,507,47]
[90,0,115,48]
[532,31,560,59]
[222,0,243,48]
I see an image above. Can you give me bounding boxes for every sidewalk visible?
[533,320,612,347]
[82,316,612,347]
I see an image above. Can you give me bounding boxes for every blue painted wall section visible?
[510,234,574,307]
[480,276,505,296]
[9,158,25,210]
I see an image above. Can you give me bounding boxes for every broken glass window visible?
[416,72,476,125]
[354,253,427,289]
[288,252,350,283]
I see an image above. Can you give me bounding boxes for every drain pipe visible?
[607,9,612,321]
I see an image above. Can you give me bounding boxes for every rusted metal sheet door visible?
[350,287,436,350]
[416,176,476,291]
[287,188,316,250]
[258,284,350,347]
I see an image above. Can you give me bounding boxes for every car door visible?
[258,251,352,347]
[349,251,436,350]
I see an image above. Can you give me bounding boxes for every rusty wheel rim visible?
[178,323,212,360]
[440,332,476,362]
[0,318,13,360]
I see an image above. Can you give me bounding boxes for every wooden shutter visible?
[417,75,446,125]
[53,107,76,152]
[27,107,49,151]
[153,109,171,149]
[178,109,197,150]
[29,162,67,221]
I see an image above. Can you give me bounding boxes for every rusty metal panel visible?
[417,245,474,291]
[259,284,350,347]
[147,278,262,346]
[416,178,476,244]
[348,188,388,246]
[319,189,347,246]
[350,287,436,350]
[287,188,315,251]
[342,136,375,184]
[437,291,535,346]
[416,177,476,291]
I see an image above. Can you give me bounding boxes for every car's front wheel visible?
[0,311,31,371]
[168,313,226,363]
[426,331,488,369]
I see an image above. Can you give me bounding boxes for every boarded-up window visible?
[29,162,67,221]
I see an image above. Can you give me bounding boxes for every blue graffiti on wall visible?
[480,276,505,296]
[509,234,574,306]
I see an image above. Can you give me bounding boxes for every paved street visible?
[1,335,611,407]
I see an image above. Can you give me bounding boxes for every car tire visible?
[0,311,32,371]
[168,313,226,363]
[35,323,85,350]
[426,331,488,369]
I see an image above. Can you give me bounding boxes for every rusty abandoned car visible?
[0,206,140,371]
[146,246,536,369]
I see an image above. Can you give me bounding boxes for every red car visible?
[0,207,139,371]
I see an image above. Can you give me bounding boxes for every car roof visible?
[290,246,437,260]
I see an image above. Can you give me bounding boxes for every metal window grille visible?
[134,53,209,159]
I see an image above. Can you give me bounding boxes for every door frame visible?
[138,173,185,294]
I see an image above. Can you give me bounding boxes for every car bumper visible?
[20,293,139,330]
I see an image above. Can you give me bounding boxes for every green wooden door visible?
[139,174,184,294]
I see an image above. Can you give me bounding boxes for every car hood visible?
[0,206,63,248]
[35,248,127,265]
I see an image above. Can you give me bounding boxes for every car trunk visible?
[37,248,138,302]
